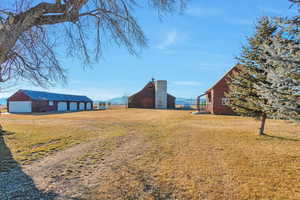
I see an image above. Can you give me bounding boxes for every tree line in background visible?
[226,0,300,135]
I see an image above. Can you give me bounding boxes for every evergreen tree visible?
[226,17,278,135]
[258,0,300,122]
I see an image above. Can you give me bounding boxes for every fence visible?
[175,99,207,110]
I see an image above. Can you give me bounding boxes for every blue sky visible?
[1,0,297,100]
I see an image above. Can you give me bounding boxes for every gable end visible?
[8,90,32,101]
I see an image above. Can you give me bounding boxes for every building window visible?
[49,101,54,106]
[221,98,229,105]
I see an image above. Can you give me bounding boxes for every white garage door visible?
[70,102,78,111]
[9,101,32,113]
[86,102,92,110]
[57,102,67,112]
[79,103,85,110]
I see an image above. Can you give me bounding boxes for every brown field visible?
[1,108,300,199]
[0,106,7,113]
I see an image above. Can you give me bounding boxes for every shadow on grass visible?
[0,130,60,200]
[259,133,300,142]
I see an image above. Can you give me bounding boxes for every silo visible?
[155,80,167,109]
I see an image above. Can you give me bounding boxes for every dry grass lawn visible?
[1,108,300,199]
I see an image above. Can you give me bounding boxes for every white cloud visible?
[156,31,179,50]
[186,6,223,17]
[257,5,298,17]
[186,5,253,26]
[225,18,254,26]
[171,81,202,86]
[257,6,286,15]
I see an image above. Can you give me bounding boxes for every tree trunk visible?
[258,113,267,135]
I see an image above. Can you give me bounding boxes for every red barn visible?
[201,65,239,115]
[7,89,93,113]
[128,80,175,109]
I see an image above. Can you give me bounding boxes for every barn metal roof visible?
[19,89,93,102]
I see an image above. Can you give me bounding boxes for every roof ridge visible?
[20,89,89,98]
[205,64,240,93]
[19,89,93,102]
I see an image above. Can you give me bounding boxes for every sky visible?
[1,0,298,100]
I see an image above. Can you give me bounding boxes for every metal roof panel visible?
[19,90,93,102]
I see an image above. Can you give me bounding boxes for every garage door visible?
[86,102,92,110]
[57,102,67,111]
[79,103,85,110]
[70,102,77,111]
[9,101,32,113]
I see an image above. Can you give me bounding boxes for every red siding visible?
[32,100,57,112]
[128,82,155,109]
[206,78,234,115]
[7,91,31,112]
[8,91,31,101]
[8,90,93,113]
[204,66,238,115]
[167,94,176,109]
[128,81,175,109]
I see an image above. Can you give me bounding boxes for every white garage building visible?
[7,89,93,113]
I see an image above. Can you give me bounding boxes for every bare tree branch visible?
[0,0,185,87]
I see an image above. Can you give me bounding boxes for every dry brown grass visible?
[1,108,300,199]
[0,106,7,113]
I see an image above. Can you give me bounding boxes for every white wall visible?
[9,101,32,113]
[155,80,167,109]
[70,102,78,111]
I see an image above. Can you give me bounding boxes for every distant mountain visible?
[175,98,196,105]
[108,97,127,105]
[1,96,202,106]
[93,97,126,105]
[100,97,201,106]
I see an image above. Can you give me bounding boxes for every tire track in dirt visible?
[0,129,151,200]
[23,131,151,200]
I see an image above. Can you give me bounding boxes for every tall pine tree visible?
[258,0,300,122]
[226,17,278,135]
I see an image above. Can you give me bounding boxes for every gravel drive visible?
[0,132,146,200]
